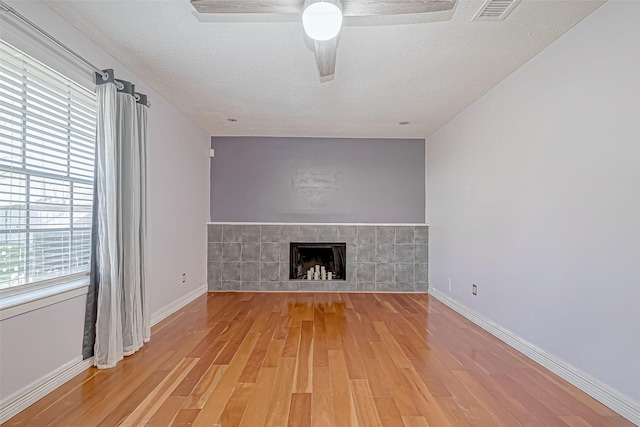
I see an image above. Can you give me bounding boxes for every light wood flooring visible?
[5,292,634,426]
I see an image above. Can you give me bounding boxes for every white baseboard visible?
[0,356,95,424]
[150,285,207,326]
[428,288,640,426]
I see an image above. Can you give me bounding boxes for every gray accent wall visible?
[208,223,428,292]
[210,137,425,223]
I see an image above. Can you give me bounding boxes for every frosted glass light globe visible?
[302,2,343,41]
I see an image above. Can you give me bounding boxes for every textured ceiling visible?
[45,0,605,138]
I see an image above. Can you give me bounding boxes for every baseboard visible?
[150,284,207,326]
[428,288,640,425]
[0,356,95,424]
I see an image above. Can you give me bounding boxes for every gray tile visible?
[318,225,338,241]
[241,262,261,281]
[346,244,357,264]
[415,264,429,284]
[357,244,375,263]
[340,281,358,291]
[414,282,428,292]
[222,262,241,281]
[415,227,429,244]
[357,226,375,244]
[415,244,429,264]
[280,263,291,281]
[208,262,222,282]
[395,227,415,244]
[222,225,241,242]
[337,226,357,244]
[273,281,298,292]
[375,283,395,292]
[280,242,290,263]
[376,226,395,244]
[357,263,375,282]
[261,225,281,242]
[241,225,260,242]
[208,278,222,291]
[346,262,357,282]
[358,282,375,292]
[207,243,222,262]
[299,225,318,241]
[222,242,241,262]
[241,281,261,291]
[261,262,280,281]
[396,282,416,292]
[280,225,300,242]
[396,244,415,264]
[242,243,260,262]
[395,263,414,285]
[375,263,394,284]
[261,243,280,262]
[376,244,395,263]
[208,224,222,242]
[222,280,241,290]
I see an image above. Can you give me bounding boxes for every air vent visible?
[472,0,521,21]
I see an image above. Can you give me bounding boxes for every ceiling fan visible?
[190,0,457,82]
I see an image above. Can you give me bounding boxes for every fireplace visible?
[289,242,346,280]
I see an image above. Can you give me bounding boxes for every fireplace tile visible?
[395,263,414,285]
[395,227,414,244]
[222,262,241,281]
[261,262,280,281]
[357,244,375,263]
[261,225,281,242]
[222,225,241,242]
[261,243,280,263]
[415,244,428,264]
[375,226,395,244]
[208,224,222,242]
[337,226,357,244]
[376,244,395,263]
[207,243,222,262]
[415,227,428,244]
[375,283,395,292]
[357,226,375,244]
[222,242,241,262]
[242,243,260,262]
[396,244,415,264]
[299,225,318,241]
[241,262,260,281]
[318,225,338,241]
[357,263,375,282]
[241,225,260,242]
[375,263,394,284]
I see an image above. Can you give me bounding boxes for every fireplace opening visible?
[289,242,346,280]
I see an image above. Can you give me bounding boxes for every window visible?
[0,40,97,292]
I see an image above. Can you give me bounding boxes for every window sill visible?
[0,278,89,321]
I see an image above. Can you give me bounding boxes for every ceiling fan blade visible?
[342,0,456,16]
[313,38,337,82]
[190,0,303,14]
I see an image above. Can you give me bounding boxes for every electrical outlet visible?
[448,278,452,291]
[472,284,477,295]
[182,273,186,284]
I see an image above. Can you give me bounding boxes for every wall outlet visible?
[182,273,186,284]
[472,284,477,295]
[448,278,452,291]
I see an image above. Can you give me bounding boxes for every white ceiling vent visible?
[472,0,521,21]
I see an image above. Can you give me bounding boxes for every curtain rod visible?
[0,1,109,82]
[0,0,150,107]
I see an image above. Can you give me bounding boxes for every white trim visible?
[150,285,207,326]
[0,278,89,321]
[428,287,640,425]
[207,222,429,226]
[0,356,95,424]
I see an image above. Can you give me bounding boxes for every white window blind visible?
[0,40,97,290]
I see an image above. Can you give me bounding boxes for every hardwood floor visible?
[5,292,633,426]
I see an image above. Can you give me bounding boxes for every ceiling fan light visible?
[302,2,343,41]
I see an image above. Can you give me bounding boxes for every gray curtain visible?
[82,69,149,368]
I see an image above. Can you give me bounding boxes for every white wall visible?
[427,0,640,402]
[0,1,210,402]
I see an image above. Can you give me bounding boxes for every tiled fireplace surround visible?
[207,223,428,292]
